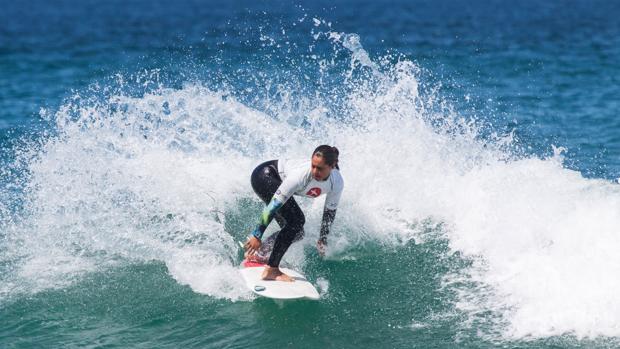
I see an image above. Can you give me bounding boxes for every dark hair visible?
[312,145,340,170]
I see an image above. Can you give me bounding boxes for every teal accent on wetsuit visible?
[250,196,283,240]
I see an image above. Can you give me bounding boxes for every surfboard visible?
[239,260,320,300]
[237,240,320,300]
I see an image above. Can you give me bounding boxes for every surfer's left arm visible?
[318,177,343,255]
[317,208,337,255]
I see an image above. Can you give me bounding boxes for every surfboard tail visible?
[242,260,266,268]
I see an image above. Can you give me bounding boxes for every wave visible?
[1,21,620,340]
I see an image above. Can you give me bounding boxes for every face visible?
[310,155,333,181]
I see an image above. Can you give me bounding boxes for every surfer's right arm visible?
[249,196,284,241]
[244,196,284,254]
[245,176,298,254]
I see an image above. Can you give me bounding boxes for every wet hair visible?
[312,145,340,170]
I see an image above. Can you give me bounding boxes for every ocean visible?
[1,0,620,348]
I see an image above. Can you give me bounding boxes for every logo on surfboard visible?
[306,187,321,197]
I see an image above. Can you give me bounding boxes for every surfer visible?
[244,145,344,282]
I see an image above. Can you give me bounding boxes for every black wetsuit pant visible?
[250,160,305,267]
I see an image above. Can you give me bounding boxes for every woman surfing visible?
[244,145,344,282]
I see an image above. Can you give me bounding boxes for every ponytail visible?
[312,145,340,170]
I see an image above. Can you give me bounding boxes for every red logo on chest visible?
[306,187,322,197]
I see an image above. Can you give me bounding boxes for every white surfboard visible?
[239,261,320,300]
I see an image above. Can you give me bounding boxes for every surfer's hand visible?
[244,236,261,255]
[317,239,327,257]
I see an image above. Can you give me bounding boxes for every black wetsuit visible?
[250,160,305,267]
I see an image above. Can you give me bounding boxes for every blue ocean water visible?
[1,0,620,348]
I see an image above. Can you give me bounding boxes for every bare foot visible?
[261,266,294,282]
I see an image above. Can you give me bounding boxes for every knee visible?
[281,216,304,242]
[292,214,305,231]
[293,228,305,242]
